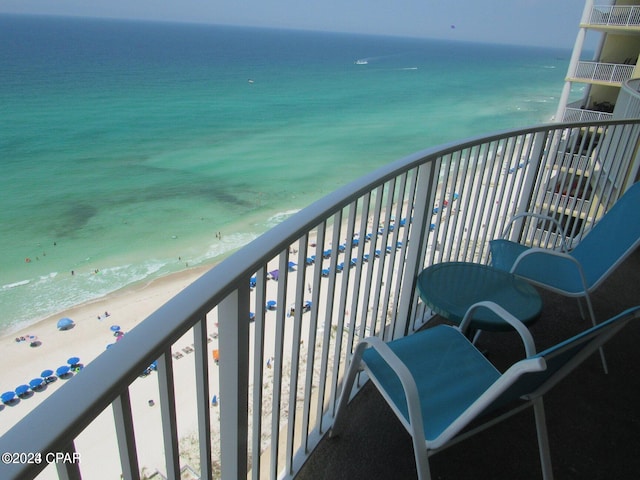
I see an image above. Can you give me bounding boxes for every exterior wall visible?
[556,1,640,121]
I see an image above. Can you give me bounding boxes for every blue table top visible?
[416,262,542,331]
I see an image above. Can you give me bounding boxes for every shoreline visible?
[0,262,213,437]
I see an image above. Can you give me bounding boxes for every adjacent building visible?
[556,0,640,122]
[531,0,640,246]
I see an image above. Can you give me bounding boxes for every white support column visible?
[555,0,594,122]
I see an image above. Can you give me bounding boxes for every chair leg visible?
[412,437,432,480]
[583,294,608,374]
[533,398,554,480]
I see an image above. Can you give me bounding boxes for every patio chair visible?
[331,303,640,480]
[489,182,640,371]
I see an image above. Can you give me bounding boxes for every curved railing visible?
[2,119,640,480]
[613,78,640,119]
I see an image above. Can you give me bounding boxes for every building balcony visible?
[1,120,640,480]
[569,60,636,86]
[585,4,640,30]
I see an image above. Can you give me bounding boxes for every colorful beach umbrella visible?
[56,317,74,330]
[29,378,44,389]
[1,391,16,403]
[67,357,80,366]
[15,385,30,397]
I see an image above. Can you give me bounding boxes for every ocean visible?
[0,14,572,334]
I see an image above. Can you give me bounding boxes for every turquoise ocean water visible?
[0,15,571,334]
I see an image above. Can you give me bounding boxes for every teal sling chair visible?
[331,303,640,480]
[489,181,640,372]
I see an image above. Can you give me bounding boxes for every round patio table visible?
[416,261,542,332]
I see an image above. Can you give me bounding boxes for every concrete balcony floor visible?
[297,248,640,480]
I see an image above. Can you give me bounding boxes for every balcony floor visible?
[297,248,640,480]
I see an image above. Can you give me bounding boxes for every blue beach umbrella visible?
[29,378,44,389]
[67,357,80,367]
[41,369,54,379]
[15,385,30,397]
[1,391,16,403]
[56,365,71,377]
[266,300,277,310]
[110,325,121,332]
[57,317,74,330]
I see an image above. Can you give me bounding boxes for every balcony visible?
[586,4,640,29]
[1,120,640,480]
[569,61,635,86]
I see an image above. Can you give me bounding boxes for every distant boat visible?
[248,79,255,84]
[355,59,368,65]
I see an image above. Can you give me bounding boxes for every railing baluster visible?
[315,212,342,433]
[269,251,289,477]
[194,316,212,480]
[284,235,309,475]
[157,348,180,480]
[112,389,140,480]
[396,162,437,336]
[219,288,250,480]
[251,266,267,480]
[351,194,371,343]
[300,221,326,450]
[55,442,81,480]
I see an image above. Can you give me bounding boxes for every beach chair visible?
[331,303,640,480]
[489,182,640,371]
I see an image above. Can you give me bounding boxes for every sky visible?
[0,0,592,49]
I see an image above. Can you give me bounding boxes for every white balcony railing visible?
[563,107,614,122]
[1,120,640,480]
[572,61,635,84]
[588,5,640,27]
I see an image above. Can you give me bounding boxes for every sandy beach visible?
[0,263,216,476]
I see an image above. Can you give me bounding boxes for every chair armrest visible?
[501,212,569,252]
[359,337,427,441]
[511,248,590,295]
[460,301,537,357]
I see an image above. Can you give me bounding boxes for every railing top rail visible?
[2,118,640,479]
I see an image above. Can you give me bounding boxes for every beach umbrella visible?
[1,391,16,403]
[29,378,44,389]
[266,300,277,310]
[269,269,279,281]
[67,357,80,367]
[56,365,70,377]
[41,369,54,379]
[57,317,74,330]
[15,385,30,397]
[110,325,121,332]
